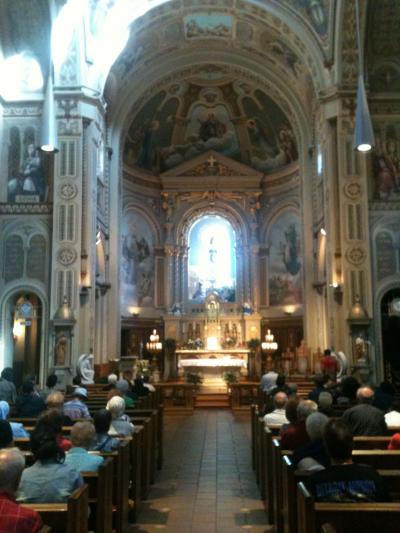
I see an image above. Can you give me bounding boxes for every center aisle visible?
[130,410,272,533]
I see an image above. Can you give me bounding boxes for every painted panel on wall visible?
[7,126,47,203]
[184,13,233,39]
[121,211,155,310]
[373,127,400,201]
[268,212,302,306]
[376,230,398,281]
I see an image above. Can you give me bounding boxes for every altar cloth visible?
[178,358,246,367]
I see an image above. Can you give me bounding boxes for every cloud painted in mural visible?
[124,80,298,174]
[121,211,155,310]
[268,212,303,306]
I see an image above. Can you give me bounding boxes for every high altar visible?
[167,293,258,387]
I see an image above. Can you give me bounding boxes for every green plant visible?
[247,338,261,351]
[223,370,238,385]
[185,371,203,385]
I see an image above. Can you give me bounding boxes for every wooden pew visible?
[96,441,130,533]
[82,457,113,533]
[22,484,89,533]
[297,481,400,533]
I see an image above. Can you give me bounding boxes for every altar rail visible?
[155,383,195,412]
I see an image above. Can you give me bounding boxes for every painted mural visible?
[124,79,298,175]
[121,211,155,309]
[373,127,400,201]
[7,126,47,203]
[184,13,233,39]
[268,212,303,306]
[286,0,329,37]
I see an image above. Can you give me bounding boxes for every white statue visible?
[77,353,95,384]
[333,351,348,380]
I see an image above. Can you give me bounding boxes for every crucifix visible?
[207,155,217,168]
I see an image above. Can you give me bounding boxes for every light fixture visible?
[320,228,327,236]
[12,320,24,339]
[40,74,59,153]
[284,305,296,316]
[96,231,101,245]
[261,329,278,352]
[146,329,162,352]
[329,283,343,305]
[353,0,375,152]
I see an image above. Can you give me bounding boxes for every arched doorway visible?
[6,292,42,387]
[381,288,400,389]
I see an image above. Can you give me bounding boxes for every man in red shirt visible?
[320,348,338,380]
[0,448,43,532]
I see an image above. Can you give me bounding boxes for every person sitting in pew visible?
[342,386,387,436]
[318,391,335,417]
[0,368,17,404]
[263,392,289,427]
[90,410,120,452]
[36,409,72,452]
[293,412,330,471]
[132,377,150,398]
[305,419,389,502]
[108,386,135,408]
[308,375,328,403]
[105,373,118,391]
[65,422,104,472]
[17,426,83,503]
[387,433,400,450]
[143,375,156,393]
[280,400,317,451]
[280,396,299,433]
[384,397,400,428]
[45,391,73,426]
[16,381,46,418]
[40,374,59,401]
[106,396,134,437]
[0,420,14,449]
[0,400,29,438]
[0,448,43,532]
[63,387,91,420]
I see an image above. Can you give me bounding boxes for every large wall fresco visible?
[7,126,47,203]
[120,211,155,310]
[268,212,303,307]
[373,125,400,201]
[123,79,298,175]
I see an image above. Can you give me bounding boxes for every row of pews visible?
[9,386,164,533]
[251,404,400,533]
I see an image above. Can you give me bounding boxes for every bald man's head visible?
[274,392,288,409]
[0,448,25,495]
[357,386,374,404]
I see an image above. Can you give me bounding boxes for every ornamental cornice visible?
[0,203,53,215]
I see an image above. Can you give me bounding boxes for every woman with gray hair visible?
[293,412,330,471]
[106,396,134,436]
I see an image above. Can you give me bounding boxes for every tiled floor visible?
[130,409,272,533]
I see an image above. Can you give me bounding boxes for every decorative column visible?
[250,245,260,312]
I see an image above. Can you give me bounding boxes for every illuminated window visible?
[188,215,236,302]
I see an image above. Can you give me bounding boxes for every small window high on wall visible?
[188,215,236,302]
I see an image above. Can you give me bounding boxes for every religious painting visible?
[285,0,329,37]
[120,211,155,310]
[375,231,397,281]
[7,126,47,203]
[243,92,298,172]
[268,212,303,306]
[372,126,400,201]
[123,80,297,175]
[184,13,233,39]
[188,215,236,303]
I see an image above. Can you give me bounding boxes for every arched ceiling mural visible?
[123,74,298,175]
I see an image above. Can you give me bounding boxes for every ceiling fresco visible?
[123,78,298,175]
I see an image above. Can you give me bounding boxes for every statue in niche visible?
[77,353,95,384]
[55,334,68,366]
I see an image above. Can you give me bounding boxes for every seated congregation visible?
[0,368,162,533]
[254,370,400,532]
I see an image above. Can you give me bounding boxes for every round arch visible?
[0,283,49,386]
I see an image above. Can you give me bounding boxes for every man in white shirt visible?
[263,392,289,427]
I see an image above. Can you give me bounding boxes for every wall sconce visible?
[312,281,326,295]
[284,305,296,316]
[12,320,24,339]
[330,283,343,305]
[320,228,327,236]
[129,306,140,317]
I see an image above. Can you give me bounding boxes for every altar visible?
[177,348,249,390]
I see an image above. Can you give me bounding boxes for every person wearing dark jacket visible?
[15,381,45,417]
